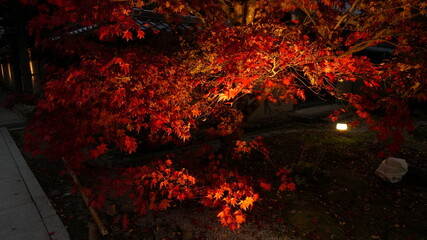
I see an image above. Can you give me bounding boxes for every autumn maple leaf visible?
[239,197,254,211]
[282,78,291,85]
[98,26,111,40]
[148,201,158,211]
[229,197,238,206]
[214,190,224,200]
[158,199,171,210]
[122,30,133,41]
[89,143,108,158]
[124,136,137,154]
[279,182,296,191]
[165,159,173,166]
[234,211,246,224]
[137,30,145,39]
[259,181,272,191]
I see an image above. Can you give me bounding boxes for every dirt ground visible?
[10,119,427,240]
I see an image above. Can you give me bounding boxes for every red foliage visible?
[94,160,197,214]
[199,160,260,229]
[13,0,427,230]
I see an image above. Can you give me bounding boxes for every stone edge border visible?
[0,127,70,240]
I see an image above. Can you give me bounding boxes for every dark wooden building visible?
[0,1,40,93]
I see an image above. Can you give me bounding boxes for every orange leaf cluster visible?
[200,161,259,230]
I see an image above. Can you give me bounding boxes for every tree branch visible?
[185,5,208,26]
[218,0,232,20]
[329,0,361,39]
[338,29,388,58]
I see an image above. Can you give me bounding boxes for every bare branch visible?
[338,29,387,58]
[333,0,361,31]
[185,5,208,26]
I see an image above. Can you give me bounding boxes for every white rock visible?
[375,157,408,183]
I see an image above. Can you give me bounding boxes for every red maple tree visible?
[6,0,426,229]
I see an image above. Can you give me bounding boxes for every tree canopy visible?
[5,0,426,229]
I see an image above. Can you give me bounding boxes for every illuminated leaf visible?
[229,197,238,206]
[259,181,272,191]
[239,197,254,211]
[234,212,246,224]
[214,191,224,200]
[122,30,133,41]
[137,30,145,39]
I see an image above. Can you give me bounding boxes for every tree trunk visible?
[244,0,257,25]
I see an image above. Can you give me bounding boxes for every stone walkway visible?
[0,128,69,240]
[0,106,26,130]
[0,89,70,240]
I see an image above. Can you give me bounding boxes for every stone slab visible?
[0,130,33,210]
[0,176,33,210]
[0,127,70,240]
[0,152,21,180]
[0,202,50,240]
[1,128,58,218]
